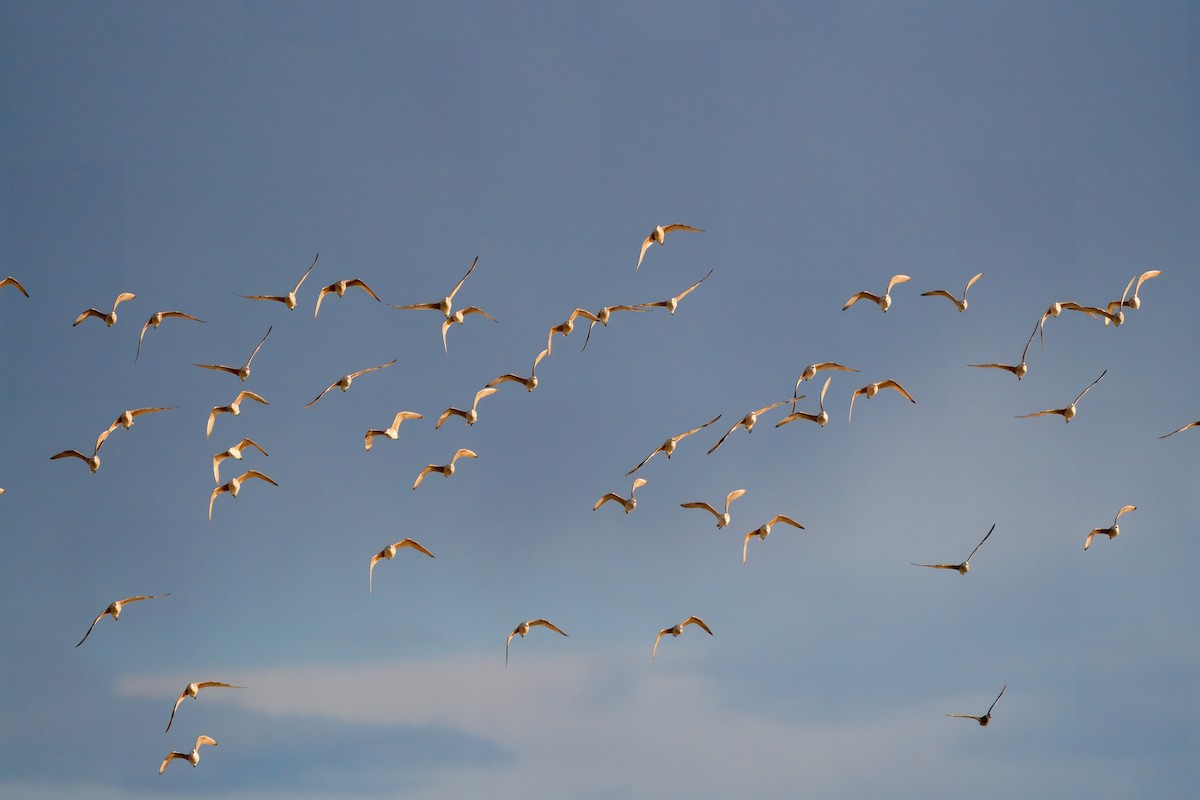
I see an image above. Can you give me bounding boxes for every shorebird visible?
[912,523,996,575]
[192,325,272,382]
[206,390,269,438]
[487,349,549,393]
[681,489,747,529]
[639,269,713,315]
[159,735,218,774]
[391,256,478,319]
[209,470,278,521]
[652,616,712,660]
[412,448,477,490]
[76,593,170,647]
[240,253,318,310]
[1159,421,1200,440]
[0,276,29,297]
[636,223,704,271]
[842,274,910,313]
[314,278,382,319]
[305,359,397,407]
[920,272,983,312]
[136,311,205,361]
[51,436,107,474]
[594,478,648,514]
[365,412,423,451]
[848,379,916,423]
[708,401,791,454]
[795,361,858,388]
[1038,302,1115,348]
[969,322,1038,381]
[98,406,180,450]
[213,437,268,484]
[166,683,244,733]
[945,685,1006,727]
[778,376,832,428]
[743,515,805,565]
[626,414,721,475]
[1106,269,1162,315]
[1016,369,1106,424]
[73,292,136,327]
[1084,505,1136,550]
[546,308,600,355]
[581,304,646,351]
[506,619,568,667]
[441,306,497,352]
[369,538,435,593]
[436,387,497,428]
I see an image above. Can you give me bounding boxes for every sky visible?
[1,2,1198,798]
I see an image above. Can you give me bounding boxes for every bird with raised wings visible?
[240,253,318,310]
[314,277,382,319]
[365,411,423,451]
[213,437,268,484]
[209,470,278,521]
[969,322,1038,381]
[546,308,599,355]
[305,359,397,408]
[51,436,107,475]
[487,349,549,393]
[207,390,269,438]
[391,256,479,319]
[945,685,1006,727]
[440,306,497,353]
[626,414,721,475]
[636,223,704,271]
[192,325,272,382]
[681,489,747,529]
[743,515,805,565]
[1038,302,1115,348]
[506,619,569,666]
[639,269,713,316]
[76,593,170,647]
[1106,269,1162,316]
[159,735,218,774]
[912,523,996,575]
[652,616,712,660]
[136,311,205,361]
[436,387,497,428]
[581,304,646,351]
[708,401,792,454]
[842,275,910,313]
[369,538,435,593]
[165,682,244,733]
[920,272,983,312]
[98,405,179,451]
[594,477,648,514]
[848,379,916,423]
[778,376,832,428]
[73,292,136,327]
[1016,369,1106,424]
[413,448,477,490]
[1084,505,1136,550]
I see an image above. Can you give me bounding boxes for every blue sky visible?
[2,2,1197,798]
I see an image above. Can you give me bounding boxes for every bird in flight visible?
[969,322,1038,381]
[487,349,549,393]
[795,361,858,386]
[1,276,29,297]
[207,390,269,438]
[506,618,568,666]
[213,437,269,485]
[708,401,791,454]
[1084,505,1136,550]
[681,488,747,529]
[192,325,272,382]
[73,292,136,327]
[1159,420,1200,440]
[98,406,179,451]
[314,277,382,319]
[626,413,721,475]
[209,470,278,521]
[440,306,497,353]
[581,304,646,351]
[159,735,218,774]
[391,256,479,319]
[652,616,712,660]
[639,269,713,316]
[436,387,498,428]
[240,253,318,310]
[165,682,244,733]
[778,375,832,428]
[76,593,170,647]
[945,685,1007,727]
[305,359,397,408]
[1106,269,1162,316]
[546,309,599,355]
[594,478,648,514]
[848,379,916,423]
[636,223,704,271]
[51,436,108,474]
[369,538,435,593]
[413,448,477,490]
[1038,301,1115,348]
[365,411,423,452]
[912,523,996,575]
[920,272,983,312]
[743,515,805,565]
[842,274,910,313]
[136,311,205,361]
[1016,369,1106,424]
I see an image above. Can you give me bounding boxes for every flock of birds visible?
[1,233,1191,775]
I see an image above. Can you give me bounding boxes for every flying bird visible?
[652,616,712,660]
[76,593,170,647]
[1106,269,1162,315]
[436,387,498,428]
[681,489,747,529]
[912,523,996,575]
[848,379,916,423]
[412,448,477,490]
[778,376,832,428]
[487,349,549,393]
[969,322,1038,381]
[626,414,721,475]
[639,269,713,316]
[581,304,646,351]
[159,735,218,774]
[98,405,179,451]
[391,256,479,319]
[440,306,497,353]
[365,411,423,451]
[1159,421,1200,440]
[842,274,910,313]
[506,619,568,667]
[636,223,704,271]
[165,682,244,733]
[1038,302,1115,348]
[708,401,791,454]
[1016,369,1106,424]
[743,515,805,565]
[1084,505,1136,550]
[305,359,397,407]
[313,278,382,319]
[945,685,1007,727]
[920,272,983,312]
[213,437,268,484]
[0,276,29,297]
[209,470,278,521]
[240,253,318,310]
[51,434,108,475]
[73,292,136,327]
[546,308,599,355]
[136,311,204,361]
[594,477,648,514]
[192,325,272,382]
[206,390,269,438]
[369,538,435,593]
[794,361,858,392]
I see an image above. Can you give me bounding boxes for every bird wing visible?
[911,563,959,570]
[593,493,622,511]
[506,629,517,666]
[920,289,957,303]
[163,311,204,323]
[768,515,804,529]
[775,411,818,427]
[441,318,453,353]
[391,301,440,311]
[75,608,110,647]
[1020,322,1038,362]
[663,224,704,234]
[630,477,648,494]
[0,276,29,296]
[1016,409,1065,419]
[240,294,288,304]
[487,373,525,388]
[447,256,479,302]
[986,685,1007,714]
[244,325,272,368]
[968,363,1018,374]
[313,285,333,318]
[304,380,339,408]
[461,306,498,322]
[412,466,437,490]
[1073,369,1107,405]
[130,405,178,420]
[651,630,665,660]
[1136,269,1162,292]
[676,414,723,440]
[136,319,153,360]
[364,430,382,451]
[1114,505,1137,523]
[1084,529,1101,550]
[235,391,269,406]
[848,387,866,423]
[742,532,754,564]
[626,445,664,476]
[159,751,188,774]
[963,523,996,563]
[209,485,229,520]
[73,308,106,326]
[95,421,121,453]
[241,470,278,486]
[879,380,916,402]
[206,408,222,438]
[51,450,89,464]
[435,408,464,429]
[165,690,189,732]
[473,386,499,408]
[964,272,984,295]
[944,714,983,722]
[635,235,655,271]
[369,552,385,592]
[886,274,912,293]
[347,279,381,301]
[681,502,720,520]
[293,253,319,293]
[350,359,398,380]
[842,291,879,311]
[566,308,599,324]
[397,538,436,558]
[675,269,714,301]
[239,438,268,456]
[682,616,712,635]
[112,292,137,311]
[452,448,478,462]
[212,452,229,484]
[529,619,568,636]
[724,489,748,512]
[752,400,791,416]
[1159,421,1200,439]
[819,375,832,406]
[707,420,742,455]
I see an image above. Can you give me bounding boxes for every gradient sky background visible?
[2,2,1198,798]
